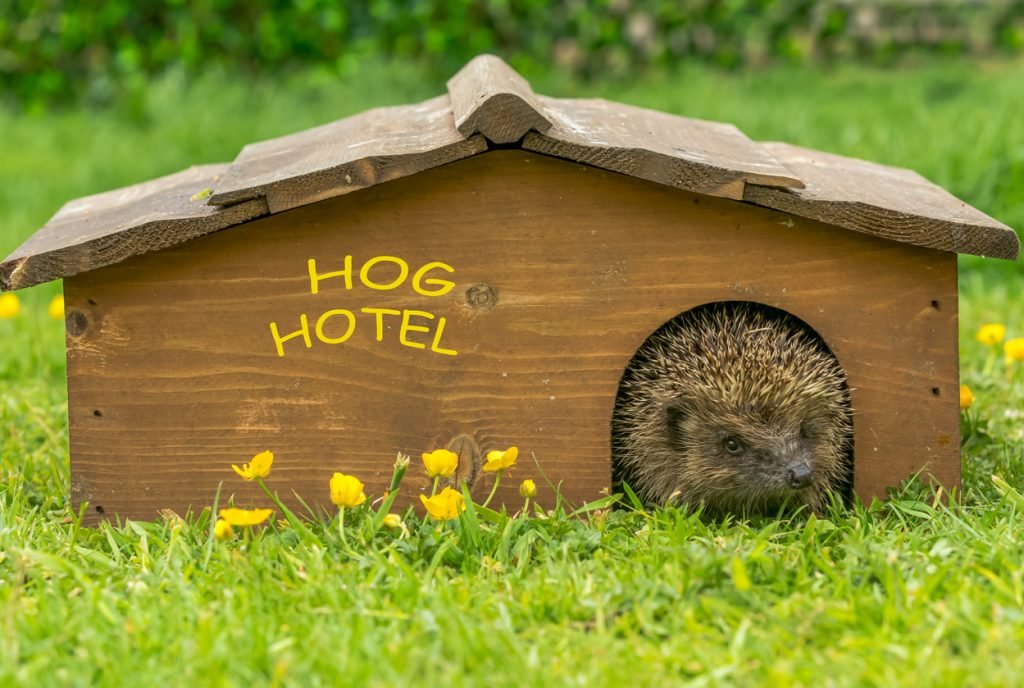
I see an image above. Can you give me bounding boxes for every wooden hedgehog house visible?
[3,55,1019,522]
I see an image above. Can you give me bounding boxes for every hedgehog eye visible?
[723,436,745,455]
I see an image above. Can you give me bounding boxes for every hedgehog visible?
[611,301,853,516]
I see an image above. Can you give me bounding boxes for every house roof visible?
[2,55,1018,291]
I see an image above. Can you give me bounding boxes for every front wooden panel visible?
[64,151,959,521]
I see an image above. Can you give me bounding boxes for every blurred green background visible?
[4,0,1024,109]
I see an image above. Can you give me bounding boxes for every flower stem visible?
[256,477,286,518]
[431,476,440,497]
[338,506,346,543]
[481,471,503,509]
[254,478,289,531]
[388,454,409,494]
[983,348,998,377]
[256,477,316,542]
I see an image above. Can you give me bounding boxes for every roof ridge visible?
[446,54,553,144]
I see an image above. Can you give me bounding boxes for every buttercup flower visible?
[959,384,974,410]
[48,295,64,320]
[420,487,465,520]
[519,479,537,498]
[483,446,519,473]
[1005,338,1024,363]
[382,513,403,529]
[0,293,20,319]
[219,507,273,527]
[330,472,367,507]
[214,519,233,539]
[232,450,274,481]
[977,323,1006,345]
[422,449,459,478]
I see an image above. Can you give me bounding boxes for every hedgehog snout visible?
[785,463,814,490]
[773,435,816,490]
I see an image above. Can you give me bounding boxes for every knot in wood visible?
[466,284,498,310]
[66,308,89,337]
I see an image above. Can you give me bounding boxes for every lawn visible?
[2,58,1024,686]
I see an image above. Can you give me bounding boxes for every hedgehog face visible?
[611,301,853,517]
[664,399,837,513]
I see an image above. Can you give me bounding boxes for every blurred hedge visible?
[3,0,1024,108]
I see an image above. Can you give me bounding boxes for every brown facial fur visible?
[612,302,853,516]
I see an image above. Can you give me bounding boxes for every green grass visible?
[2,58,1024,686]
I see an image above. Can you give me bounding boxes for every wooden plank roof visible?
[744,143,1021,260]
[524,96,803,200]
[1,166,267,291]
[2,54,1018,290]
[207,95,487,212]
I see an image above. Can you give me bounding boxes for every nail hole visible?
[87,298,97,306]
[931,388,941,397]
[93,409,103,417]
[95,505,105,515]
[931,300,940,310]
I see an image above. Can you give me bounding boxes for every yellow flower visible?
[483,446,518,473]
[959,384,974,410]
[1005,338,1024,363]
[422,448,459,478]
[214,519,234,539]
[232,450,274,481]
[382,513,403,529]
[0,293,20,319]
[330,472,367,507]
[420,487,465,520]
[519,479,537,498]
[977,323,1006,345]
[48,295,64,320]
[219,507,273,527]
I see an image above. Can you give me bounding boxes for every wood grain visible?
[207,95,488,212]
[523,95,805,200]
[745,142,1020,260]
[64,151,960,523]
[0,166,268,291]
[446,54,553,144]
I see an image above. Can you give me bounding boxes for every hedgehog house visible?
[3,55,1018,522]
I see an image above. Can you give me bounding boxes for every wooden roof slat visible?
[446,54,553,144]
[208,95,487,212]
[744,142,1020,260]
[522,96,805,200]
[0,165,268,291]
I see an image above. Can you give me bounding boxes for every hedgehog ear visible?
[665,400,689,446]
[665,401,687,425]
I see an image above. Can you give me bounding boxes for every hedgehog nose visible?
[786,463,813,490]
